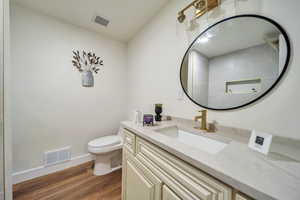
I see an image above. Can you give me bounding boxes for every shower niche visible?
[225,78,261,94]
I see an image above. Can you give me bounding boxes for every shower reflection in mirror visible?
[180,15,290,110]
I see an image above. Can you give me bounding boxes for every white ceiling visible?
[12,0,169,42]
[193,17,280,58]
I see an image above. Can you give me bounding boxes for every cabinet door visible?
[122,150,162,200]
[236,193,252,200]
[162,185,182,200]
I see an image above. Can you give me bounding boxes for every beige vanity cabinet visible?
[162,185,182,200]
[235,193,252,200]
[122,148,162,200]
[122,128,252,200]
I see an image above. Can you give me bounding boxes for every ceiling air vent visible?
[94,15,110,27]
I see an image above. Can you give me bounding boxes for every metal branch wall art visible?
[72,50,104,87]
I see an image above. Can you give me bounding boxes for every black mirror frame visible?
[180,14,291,111]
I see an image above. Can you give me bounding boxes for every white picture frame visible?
[248,130,273,155]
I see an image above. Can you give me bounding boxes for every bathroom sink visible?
[155,126,227,154]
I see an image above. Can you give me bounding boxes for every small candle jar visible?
[143,114,154,126]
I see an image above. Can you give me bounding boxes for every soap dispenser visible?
[133,110,142,124]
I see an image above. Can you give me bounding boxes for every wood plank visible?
[57,170,121,200]
[14,172,91,200]
[13,161,94,195]
[13,162,122,200]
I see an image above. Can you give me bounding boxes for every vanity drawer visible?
[136,136,232,200]
[123,129,136,154]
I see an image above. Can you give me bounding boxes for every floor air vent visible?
[44,146,71,166]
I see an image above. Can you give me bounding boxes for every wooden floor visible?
[13,162,122,200]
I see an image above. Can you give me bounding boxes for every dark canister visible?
[155,104,163,122]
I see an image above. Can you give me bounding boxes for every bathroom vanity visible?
[121,119,300,200]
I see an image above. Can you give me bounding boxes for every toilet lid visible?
[88,135,121,148]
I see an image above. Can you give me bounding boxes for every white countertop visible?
[121,119,300,200]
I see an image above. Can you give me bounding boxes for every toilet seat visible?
[88,135,122,154]
[88,135,121,148]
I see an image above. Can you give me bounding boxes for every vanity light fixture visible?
[177,11,186,23]
[177,0,220,23]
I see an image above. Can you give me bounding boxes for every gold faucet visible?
[194,110,208,131]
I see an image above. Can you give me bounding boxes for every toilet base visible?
[93,150,122,176]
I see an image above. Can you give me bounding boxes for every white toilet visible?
[88,134,123,176]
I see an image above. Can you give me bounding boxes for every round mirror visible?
[180,15,290,110]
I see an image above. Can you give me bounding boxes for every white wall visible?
[10,4,128,173]
[0,0,7,197]
[4,0,12,197]
[279,34,287,74]
[208,44,279,108]
[127,0,300,140]
[0,0,4,194]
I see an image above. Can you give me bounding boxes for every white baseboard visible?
[12,153,94,184]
